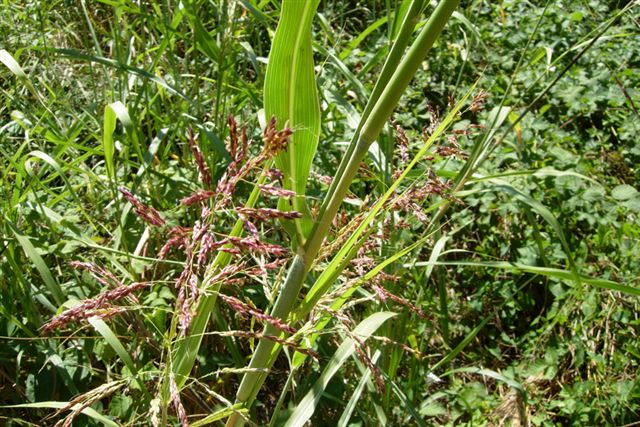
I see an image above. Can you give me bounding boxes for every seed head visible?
[180,190,215,206]
[187,127,212,189]
[262,116,292,157]
[236,207,302,222]
[119,187,165,227]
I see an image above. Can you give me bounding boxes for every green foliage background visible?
[1,0,638,425]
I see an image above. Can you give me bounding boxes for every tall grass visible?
[223,1,462,423]
[1,0,639,425]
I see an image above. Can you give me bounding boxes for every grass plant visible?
[1,1,639,426]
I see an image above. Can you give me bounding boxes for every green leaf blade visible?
[284,312,397,427]
[264,0,321,240]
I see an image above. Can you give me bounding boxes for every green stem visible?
[226,254,306,426]
[315,0,427,229]
[360,0,461,142]
[227,2,461,424]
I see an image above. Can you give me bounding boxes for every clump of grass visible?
[2,1,639,426]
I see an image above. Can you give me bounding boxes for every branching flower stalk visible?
[171,119,293,387]
[227,0,461,424]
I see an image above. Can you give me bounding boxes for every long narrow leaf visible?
[6,220,64,305]
[88,317,150,396]
[0,49,42,101]
[284,312,396,427]
[411,260,639,297]
[264,0,321,242]
[336,350,382,427]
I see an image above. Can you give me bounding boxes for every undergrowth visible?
[1,1,639,426]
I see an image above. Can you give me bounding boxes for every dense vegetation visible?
[1,0,639,425]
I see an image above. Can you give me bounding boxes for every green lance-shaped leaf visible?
[264,0,321,245]
[284,312,396,427]
[0,49,43,103]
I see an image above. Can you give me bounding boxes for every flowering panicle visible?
[392,120,410,165]
[389,173,458,224]
[180,189,215,206]
[220,236,289,256]
[469,89,488,113]
[171,119,294,333]
[119,187,165,227]
[215,121,246,203]
[219,293,297,334]
[158,226,192,259]
[69,261,124,289]
[42,281,148,333]
[173,220,211,333]
[187,127,212,189]
[355,344,385,393]
[318,211,368,262]
[258,184,296,198]
[203,263,247,289]
[265,168,284,182]
[372,335,423,358]
[187,221,210,267]
[171,197,293,334]
[49,381,124,427]
[227,115,249,163]
[215,117,292,209]
[426,103,440,136]
[262,116,293,157]
[239,214,259,238]
[448,91,457,109]
[169,372,189,427]
[351,255,375,277]
[245,258,288,277]
[370,280,425,319]
[197,231,216,266]
[236,207,302,222]
[172,233,288,259]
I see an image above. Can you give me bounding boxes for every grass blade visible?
[411,260,639,297]
[103,104,117,181]
[264,0,321,243]
[6,220,64,306]
[0,49,42,102]
[337,350,382,427]
[88,317,150,397]
[284,312,396,427]
[0,402,119,427]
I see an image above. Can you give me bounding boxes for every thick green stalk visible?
[227,137,371,427]
[226,254,306,427]
[315,0,427,229]
[227,1,460,424]
[360,0,461,142]
[305,0,460,269]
